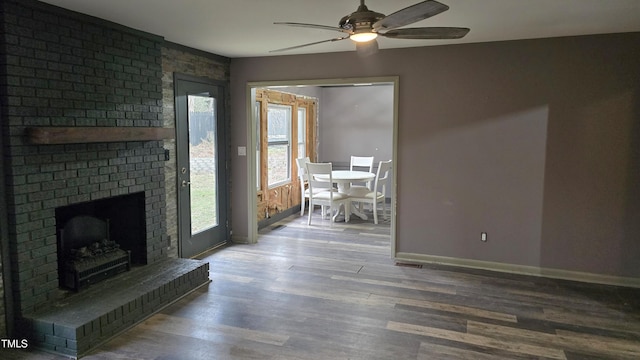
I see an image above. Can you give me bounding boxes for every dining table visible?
[314,170,375,221]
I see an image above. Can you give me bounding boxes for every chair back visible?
[350,156,374,172]
[295,157,312,216]
[306,162,334,193]
[296,157,311,181]
[374,160,392,196]
[305,162,350,224]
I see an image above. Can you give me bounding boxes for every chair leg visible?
[383,200,388,220]
[307,200,313,225]
[373,200,378,225]
[300,196,305,216]
[345,201,350,222]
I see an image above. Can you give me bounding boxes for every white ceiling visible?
[38,0,640,58]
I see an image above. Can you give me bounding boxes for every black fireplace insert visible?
[59,215,131,290]
[55,192,146,290]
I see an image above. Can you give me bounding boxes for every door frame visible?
[244,76,399,256]
[174,73,230,258]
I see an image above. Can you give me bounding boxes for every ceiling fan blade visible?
[373,0,449,31]
[380,27,470,39]
[270,36,350,53]
[274,22,349,34]
[356,39,379,57]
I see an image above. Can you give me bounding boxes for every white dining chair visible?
[306,162,351,225]
[348,160,392,224]
[295,157,312,216]
[296,157,335,216]
[349,155,375,211]
[349,155,375,190]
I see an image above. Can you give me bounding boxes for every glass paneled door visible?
[175,74,228,258]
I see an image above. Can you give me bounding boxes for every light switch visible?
[237,146,247,156]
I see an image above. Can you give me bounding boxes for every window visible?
[255,89,318,222]
[267,104,291,187]
[298,107,306,159]
[255,101,261,190]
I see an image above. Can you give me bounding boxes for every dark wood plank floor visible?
[6,209,640,359]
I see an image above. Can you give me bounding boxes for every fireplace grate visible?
[64,250,131,291]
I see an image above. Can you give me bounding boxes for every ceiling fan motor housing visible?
[339,3,385,34]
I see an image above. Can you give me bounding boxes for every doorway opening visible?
[246,77,398,255]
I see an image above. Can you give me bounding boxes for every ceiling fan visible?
[272,0,470,56]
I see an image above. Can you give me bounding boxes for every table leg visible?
[350,203,369,220]
[337,183,368,221]
[332,206,341,222]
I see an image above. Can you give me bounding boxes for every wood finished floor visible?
[6,209,640,359]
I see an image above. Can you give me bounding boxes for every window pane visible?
[268,105,291,142]
[255,101,261,190]
[267,104,291,187]
[298,107,306,158]
[188,95,218,235]
[268,144,290,186]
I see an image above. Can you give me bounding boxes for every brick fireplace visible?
[1,0,210,357]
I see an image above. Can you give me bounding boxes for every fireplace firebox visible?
[55,192,146,290]
[59,215,131,290]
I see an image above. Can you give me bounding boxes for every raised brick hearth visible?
[20,258,209,357]
[1,1,211,357]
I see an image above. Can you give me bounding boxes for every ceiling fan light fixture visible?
[350,32,377,42]
[273,1,469,53]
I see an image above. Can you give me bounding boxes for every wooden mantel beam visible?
[26,127,175,145]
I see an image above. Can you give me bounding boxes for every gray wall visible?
[230,32,640,280]
[319,85,393,167]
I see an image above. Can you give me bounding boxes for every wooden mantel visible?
[26,127,175,145]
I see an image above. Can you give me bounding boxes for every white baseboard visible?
[395,252,640,288]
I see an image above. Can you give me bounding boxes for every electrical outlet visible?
[481,232,487,242]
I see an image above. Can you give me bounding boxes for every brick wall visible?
[0,244,5,337]
[1,0,169,317]
[1,90,8,337]
[1,130,7,336]
[160,44,230,257]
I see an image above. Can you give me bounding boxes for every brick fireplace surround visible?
[1,0,210,357]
